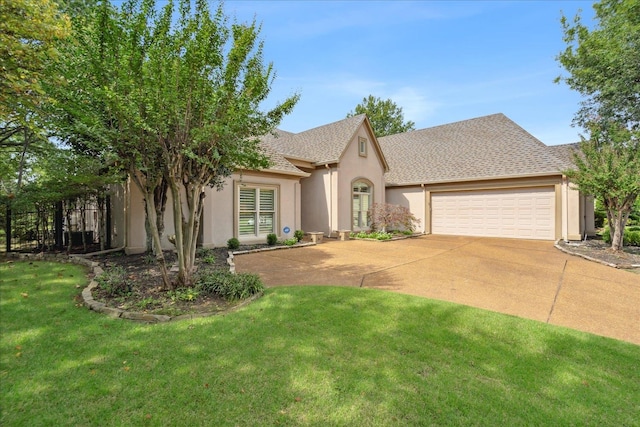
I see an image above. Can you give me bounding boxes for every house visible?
[110,113,594,254]
[380,114,595,241]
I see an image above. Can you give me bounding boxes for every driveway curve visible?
[233,235,640,345]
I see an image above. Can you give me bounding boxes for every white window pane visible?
[259,213,274,234]
[260,189,274,211]
[240,189,256,211]
[239,213,255,235]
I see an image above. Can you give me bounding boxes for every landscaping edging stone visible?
[227,241,316,272]
[555,240,640,269]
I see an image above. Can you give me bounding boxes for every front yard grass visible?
[1,260,639,425]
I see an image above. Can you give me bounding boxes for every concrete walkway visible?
[233,235,640,345]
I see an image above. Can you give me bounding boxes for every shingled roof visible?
[378,113,572,186]
[262,114,370,165]
[258,141,309,177]
[548,142,580,166]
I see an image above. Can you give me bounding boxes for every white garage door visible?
[431,187,555,240]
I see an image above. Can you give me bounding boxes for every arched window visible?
[352,180,372,230]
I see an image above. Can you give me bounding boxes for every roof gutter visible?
[384,171,565,188]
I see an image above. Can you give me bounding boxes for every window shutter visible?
[260,189,274,212]
[240,188,256,211]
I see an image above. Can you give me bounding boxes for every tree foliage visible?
[0,0,71,126]
[557,0,640,250]
[51,0,298,288]
[565,122,639,250]
[347,95,415,137]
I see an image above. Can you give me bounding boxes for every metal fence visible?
[1,196,111,253]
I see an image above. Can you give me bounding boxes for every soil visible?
[557,237,640,271]
[90,247,246,317]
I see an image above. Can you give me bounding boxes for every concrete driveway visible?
[233,235,640,345]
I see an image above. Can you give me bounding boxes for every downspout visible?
[326,164,333,235]
[563,175,569,242]
[422,183,427,234]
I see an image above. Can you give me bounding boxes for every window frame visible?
[235,182,279,240]
[358,136,367,157]
[352,178,373,230]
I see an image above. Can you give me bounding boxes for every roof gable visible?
[379,113,571,186]
[262,114,389,170]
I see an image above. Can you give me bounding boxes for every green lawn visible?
[1,260,639,426]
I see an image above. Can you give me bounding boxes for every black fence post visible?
[54,201,63,249]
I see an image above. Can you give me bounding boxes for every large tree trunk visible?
[131,172,171,289]
[608,209,630,251]
[144,178,168,254]
[168,172,205,289]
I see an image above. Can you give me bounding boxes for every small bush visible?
[626,230,640,246]
[601,227,640,246]
[267,233,278,246]
[196,248,216,264]
[283,238,297,246]
[196,270,264,301]
[96,266,131,297]
[353,231,393,240]
[294,229,305,242]
[368,202,420,233]
[167,287,200,302]
[227,238,240,250]
[143,253,157,265]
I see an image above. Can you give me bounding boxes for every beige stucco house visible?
[380,114,595,241]
[111,113,594,253]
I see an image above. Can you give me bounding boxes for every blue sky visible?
[224,0,597,146]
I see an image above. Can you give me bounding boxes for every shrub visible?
[96,266,131,297]
[195,270,264,301]
[353,230,393,240]
[267,233,278,246]
[227,238,240,250]
[601,227,640,246]
[196,248,216,264]
[167,287,200,302]
[294,229,305,242]
[283,238,297,246]
[368,202,420,232]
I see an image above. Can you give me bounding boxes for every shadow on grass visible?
[1,260,639,425]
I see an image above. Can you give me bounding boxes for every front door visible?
[352,180,372,230]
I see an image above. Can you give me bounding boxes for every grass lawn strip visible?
[1,260,639,425]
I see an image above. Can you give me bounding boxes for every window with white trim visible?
[352,180,372,229]
[238,186,277,237]
[358,136,367,157]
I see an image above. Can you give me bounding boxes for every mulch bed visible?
[89,243,302,317]
[90,247,238,316]
[557,237,640,270]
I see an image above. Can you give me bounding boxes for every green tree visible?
[557,0,640,250]
[565,121,639,250]
[347,95,415,137]
[51,0,298,288]
[0,0,71,126]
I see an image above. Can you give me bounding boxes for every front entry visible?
[352,180,372,230]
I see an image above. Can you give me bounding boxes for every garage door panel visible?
[432,188,555,240]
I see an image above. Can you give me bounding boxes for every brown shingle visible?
[263,115,368,164]
[378,113,572,186]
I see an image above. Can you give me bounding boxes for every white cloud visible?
[388,87,439,124]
